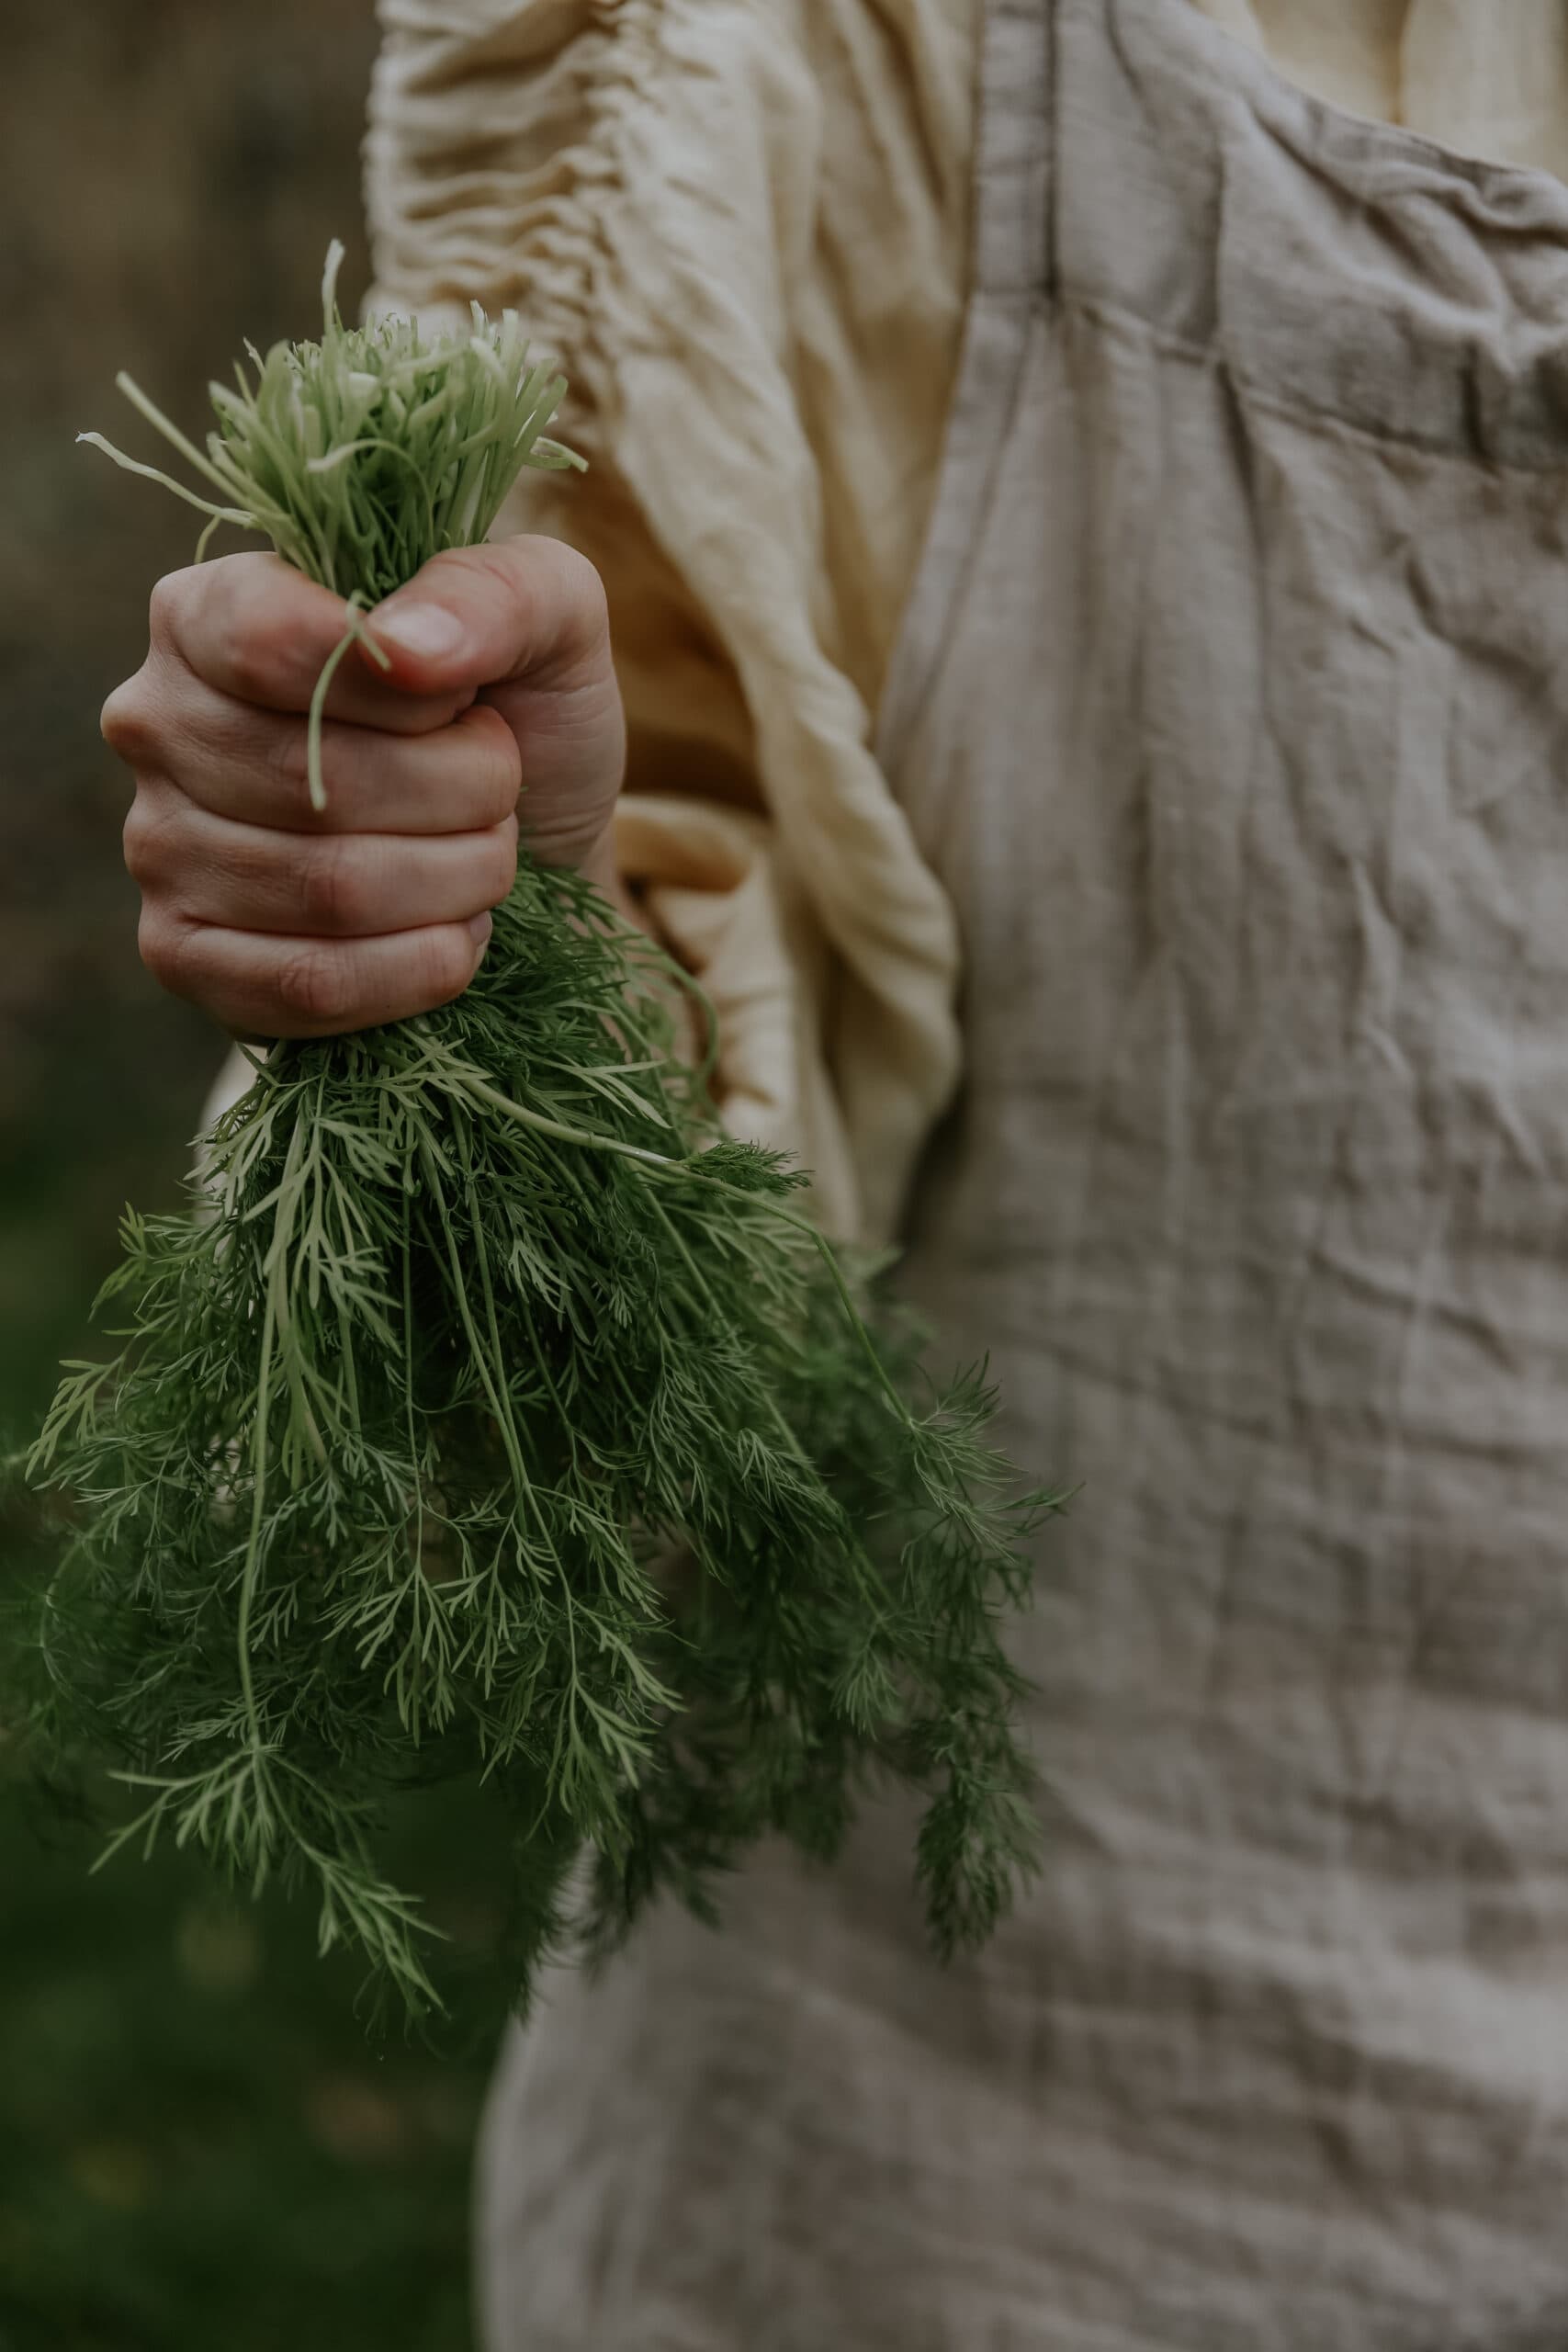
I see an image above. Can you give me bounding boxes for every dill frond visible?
[16,247,1061,2017]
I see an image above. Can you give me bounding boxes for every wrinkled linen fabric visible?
[455,1,1568,2346]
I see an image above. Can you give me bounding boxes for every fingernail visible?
[372,601,466,662]
[468,911,493,952]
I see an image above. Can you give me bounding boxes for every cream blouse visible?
[358,0,1568,1241]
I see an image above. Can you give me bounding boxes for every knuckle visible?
[221,621,282,707]
[219,589,303,706]
[460,705,523,817]
[100,674,155,761]
[495,536,609,661]
[423,928,477,1008]
[401,689,479,736]
[276,942,354,1029]
[487,820,520,902]
[265,722,312,809]
[121,791,176,887]
[146,569,189,650]
[137,908,189,994]
[553,540,610,637]
[298,838,371,935]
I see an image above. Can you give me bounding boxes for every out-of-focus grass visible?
[0,1794,491,2352]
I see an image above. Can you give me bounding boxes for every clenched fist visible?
[103,536,626,1037]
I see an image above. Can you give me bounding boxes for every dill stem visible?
[237,1111,309,1753]
[453,1069,914,1425]
[305,599,387,811]
[237,1274,276,1750]
[400,1169,423,1587]
[455,1072,676,1166]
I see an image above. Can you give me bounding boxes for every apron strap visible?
[875,0,1052,786]
[975,0,1054,299]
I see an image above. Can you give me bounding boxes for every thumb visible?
[367,536,611,698]
[370,535,626,873]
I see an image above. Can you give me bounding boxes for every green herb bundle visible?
[20,249,1055,2017]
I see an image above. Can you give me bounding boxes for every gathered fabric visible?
[358,0,980,1242]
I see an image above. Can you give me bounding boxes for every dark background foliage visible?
[1,8,498,2345]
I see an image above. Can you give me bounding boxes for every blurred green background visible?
[1,6,499,2345]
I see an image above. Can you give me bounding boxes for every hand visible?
[105,537,626,1037]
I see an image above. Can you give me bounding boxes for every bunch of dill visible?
[18,249,1055,2017]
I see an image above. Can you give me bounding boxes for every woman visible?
[105,3,1568,2343]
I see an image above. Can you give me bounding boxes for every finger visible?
[152,552,470,730]
[125,786,518,937]
[126,684,523,835]
[139,910,495,1040]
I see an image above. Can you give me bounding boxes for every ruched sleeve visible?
[361,0,979,1243]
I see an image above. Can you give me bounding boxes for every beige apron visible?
[479,2,1568,2342]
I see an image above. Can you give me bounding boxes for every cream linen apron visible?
[478,2,1568,2342]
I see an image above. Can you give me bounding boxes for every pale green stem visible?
[306,601,389,811]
